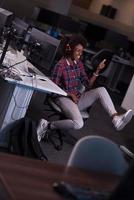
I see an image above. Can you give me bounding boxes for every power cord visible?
[120,145,134,159]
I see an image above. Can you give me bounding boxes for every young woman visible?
[37,34,133,142]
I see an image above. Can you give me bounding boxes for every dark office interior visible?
[0,0,134,199]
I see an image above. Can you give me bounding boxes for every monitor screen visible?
[12,18,29,35]
[58,16,80,33]
[11,18,29,50]
[28,27,60,73]
[105,30,129,50]
[0,8,14,36]
[37,8,60,27]
[85,22,107,42]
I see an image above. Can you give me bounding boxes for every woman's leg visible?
[78,87,133,131]
[78,87,117,117]
[37,97,84,141]
[50,97,84,130]
[37,97,85,141]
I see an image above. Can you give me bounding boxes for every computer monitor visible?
[12,18,29,35]
[85,22,107,42]
[11,17,29,50]
[28,27,60,73]
[0,8,14,37]
[84,22,107,50]
[105,30,129,51]
[58,16,80,33]
[36,7,60,27]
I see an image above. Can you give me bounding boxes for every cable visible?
[0,58,27,79]
[8,58,27,68]
[0,59,27,77]
[0,49,11,55]
[120,145,134,159]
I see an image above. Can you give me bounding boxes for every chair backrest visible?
[109,160,134,200]
[91,49,114,74]
[67,135,128,176]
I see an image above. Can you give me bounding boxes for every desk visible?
[0,152,119,200]
[0,51,67,130]
[121,74,134,112]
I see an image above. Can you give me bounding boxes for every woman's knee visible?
[73,119,84,130]
[97,87,108,95]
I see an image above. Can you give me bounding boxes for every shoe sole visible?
[117,110,133,131]
[37,119,48,142]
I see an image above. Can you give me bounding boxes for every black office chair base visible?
[62,131,78,146]
[42,128,77,151]
[41,129,63,151]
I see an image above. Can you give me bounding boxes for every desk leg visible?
[1,85,34,129]
[121,75,134,111]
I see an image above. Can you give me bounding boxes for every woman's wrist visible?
[93,69,100,76]
[94,68,101,75]
[93,72,99,77]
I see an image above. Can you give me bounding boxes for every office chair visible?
[85,48,114,74]
[92,49,114,72]
[108,160,134,200]
[67,135,128,176]
[43,94,89,150]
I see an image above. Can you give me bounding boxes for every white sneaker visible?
[112,109,133,131]
[80,110,89,119]
[37,119,49,142]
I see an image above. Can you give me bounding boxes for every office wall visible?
[112,0,134,27]
[89,0,114,13]
[69,0,134,41]
[91,0,134,27]
[70,0,134,27]
[1,0,134,40]
[40,0,72,15]
[2,0,72,18]
[2,0,134,27]
[2,0,35,18]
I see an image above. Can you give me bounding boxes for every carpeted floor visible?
[26,90,134,165]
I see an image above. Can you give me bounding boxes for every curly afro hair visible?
[62,34,87,57]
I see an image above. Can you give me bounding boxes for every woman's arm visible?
[51,62,63,86]
[88,59,106,88]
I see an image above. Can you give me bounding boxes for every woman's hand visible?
[96,59,106,73]
[68,94,78,104]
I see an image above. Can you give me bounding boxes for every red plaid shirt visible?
[51,58,90,98]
